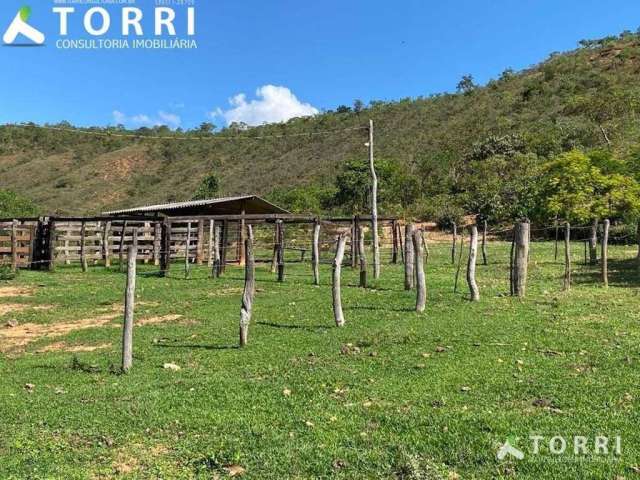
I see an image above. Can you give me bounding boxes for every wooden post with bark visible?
[160,218,171,277]
[122,245,137,373]
[482,220,488,266]
[47,218,56,272]
[404,223,415,290]
[212,223,221,278]
[103,221,112,267]
[184,221,191,279]
[368,119,380,279]
[358,225,367,288]
[554,218,559,261]
[467,225,480,301]
[118,221,128,273]
[451,222,457,264]
[602,219,610,287]
[196,219,204,265]
[636,223,640,272]
[350,216,357,268]
[10,220,18,273]
[332,234,347,327]
[563,222,571,291]
[277,220,285,282]
[589,219,598,265]
[397,222,404,264]
[391,220,399,264]
[413,229,426,313]
[80,221,88,273]
[220,220,229,274]
[208,220,214,267]
[511,221,530,297]
[312,219,320,286]
[239,226,255,347]
[150,221,159,266]
[270,221,279,273]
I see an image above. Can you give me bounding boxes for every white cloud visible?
[212,85,319,126]
[112,110,181,129]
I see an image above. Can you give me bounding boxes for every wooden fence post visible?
[602,219,610,287]
[10,220,18,273]
[404,224,415,290]
[451,222,457,264]
[277,220,285,282]
[467,225,480,301]
[397,222,404,264]
[636,223,640,272]
[482,220,488,266]
[122,245,137,373]
[413,229,426,313]
[103,221,111,267]
[270,221,279,273]
[220,220,228,274]
[208,220,214,268]
[119,221,128,273]
[160,218,171,277]
[358,225,367,288]
[47,218,56,272]
[453,232,465,293]
[196,219,204,265]
[554,218,559,261]
[589,219,598,265]
[80,221,88,273]
[391,220,399,264]
[332,234,347,327]
[563,222,571,291]
[239,226,255,347]
[511,221,530,297]
[151,221,160,266]
[312,219,320,286]
[350,216,357,268]
[185,221,191,279]
[212,224,221,278]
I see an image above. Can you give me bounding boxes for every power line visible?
[2,123,369,142]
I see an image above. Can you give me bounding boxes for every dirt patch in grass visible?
[137,314,183,326]
[0,304,53,316]
[207,287,244,297]
[0,313,120,354]
[2,312,187,354]
[35,342,112,354]
[0,286,34,298]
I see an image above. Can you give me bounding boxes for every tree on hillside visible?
[457,74,476,94]
[192,173,220,200]
[0,190,40,218]
[540,150,640,223]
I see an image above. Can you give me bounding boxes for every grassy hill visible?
[2,31,640,215]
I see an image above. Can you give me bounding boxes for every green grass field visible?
[1,241,639,479]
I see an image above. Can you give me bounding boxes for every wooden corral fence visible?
[0,214,402,271]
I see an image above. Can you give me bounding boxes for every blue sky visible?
[1,0,640,130]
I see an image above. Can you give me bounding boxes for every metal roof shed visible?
[104,195,289,217]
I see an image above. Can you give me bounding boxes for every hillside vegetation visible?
[2,32,640,221]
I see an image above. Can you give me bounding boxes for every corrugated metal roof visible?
[103,195,288,215]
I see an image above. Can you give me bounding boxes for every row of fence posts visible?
[117,217,617,372]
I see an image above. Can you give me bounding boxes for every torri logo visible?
[3,5,45,46]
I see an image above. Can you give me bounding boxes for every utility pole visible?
[368,119,380,279]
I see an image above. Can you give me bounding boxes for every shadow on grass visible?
[347,305,415,313]
[257,321,331,331]
[154,344,239,350]
[572,257,640,287]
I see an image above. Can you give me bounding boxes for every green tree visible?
[0,190,40,218]
[192,173,220,200]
